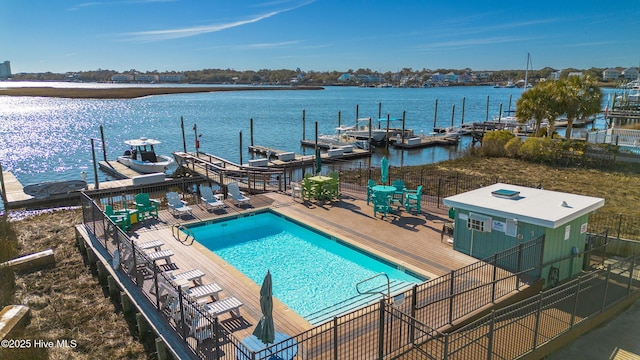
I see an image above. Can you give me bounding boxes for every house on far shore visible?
[444,183,604,288]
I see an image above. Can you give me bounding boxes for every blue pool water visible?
[187,210,425,322]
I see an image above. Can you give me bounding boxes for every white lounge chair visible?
[159,279,222,302]
[167,269,205,286]
[227,182,251,206]
[205,296,243,318]
[166,192,193,218]
[291,182,303,201]
[200,185,225,211]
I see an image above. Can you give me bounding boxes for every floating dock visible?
[247,145,370,166]
[98,160,144,179]
[391,136,458,149]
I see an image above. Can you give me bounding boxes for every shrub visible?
[481,130,515,157]
[504,137,522,158]
[518,137,554,163]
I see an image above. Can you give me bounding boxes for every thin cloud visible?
[119,1,313,42]
[68,0,176,11]
[235,40,302,50]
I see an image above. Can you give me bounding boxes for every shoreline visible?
[0,85,324,99]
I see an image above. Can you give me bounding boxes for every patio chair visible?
[372,192,390,219]
[105,204,130,231]
[227,182,251,206]
[290,182,303,201]
[328,172,340,200]
[166,192,193,218]
[166,268,205,286]
[301,174,316,201]
[135,193,159,220]
[404,185,423,214]
[366,179,376,205]
[390,179,406,207]
[200,185,225,211]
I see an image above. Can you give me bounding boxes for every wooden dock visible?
[98,160,144,179]
[391,136,458,149]
[247,145,370,166]
[1,171,33,205]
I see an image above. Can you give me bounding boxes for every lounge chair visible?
[404,185,423,214]
[135,193,159,220]
[200,186,225,211]
[159,278,223,303]
[227,182,251,206]
[205,296,243,318]
[137,239,164,252]
[166,192,193,218]
[166,269,205,286]
[105,205,130,231]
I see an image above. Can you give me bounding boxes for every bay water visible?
[0,83,613,188]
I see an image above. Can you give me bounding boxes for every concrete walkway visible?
[546,299,640,360]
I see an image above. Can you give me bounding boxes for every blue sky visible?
[3,0,639,74]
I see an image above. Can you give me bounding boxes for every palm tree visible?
[556,76,603,139]
[516,81,555,137]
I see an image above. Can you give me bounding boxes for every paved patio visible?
[126,190,478,342]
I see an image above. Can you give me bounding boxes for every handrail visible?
[356,273,390,300]
[172,223,194,244]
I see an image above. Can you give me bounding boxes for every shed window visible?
[468,213,492,232]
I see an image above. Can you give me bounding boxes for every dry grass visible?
[0,210,151,360]
[428,156,640,216]
[0,86,322,99]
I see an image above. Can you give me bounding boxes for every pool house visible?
[443,183,605,287]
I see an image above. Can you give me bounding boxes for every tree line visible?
[9,66,620,86]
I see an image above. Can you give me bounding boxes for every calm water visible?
[0,82,615,187]
[188,211,423,322]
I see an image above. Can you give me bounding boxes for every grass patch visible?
[0,210,151,360]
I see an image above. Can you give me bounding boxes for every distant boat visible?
[117,137,174,174]
[318,125,370,149]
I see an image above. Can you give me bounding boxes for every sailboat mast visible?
[523,52,530,90]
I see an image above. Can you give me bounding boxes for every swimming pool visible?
[187,210,426,324]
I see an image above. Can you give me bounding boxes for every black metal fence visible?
[80,191,552,359]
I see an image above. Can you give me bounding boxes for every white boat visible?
[344,118,389,142]
[117,137,174,174]
[319,125,370,149]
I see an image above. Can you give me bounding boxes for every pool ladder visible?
[172,224,195,245]
[356,273,390,300]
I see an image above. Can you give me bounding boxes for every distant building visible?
[0,61,11,79]
[157,74,185,82]
[111,74,134,82]
[602,68,620,81]
[135,74,158,83]
[337,73,354,82]
[622,67,639,81]
[567,72,584,78]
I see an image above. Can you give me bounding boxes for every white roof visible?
[124,137,161,147]
[443,183,604,229]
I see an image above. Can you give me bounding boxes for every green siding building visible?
[444,183,604,287]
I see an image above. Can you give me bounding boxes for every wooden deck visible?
[124,190,478,342]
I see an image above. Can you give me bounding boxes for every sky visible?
[2,0,639,74]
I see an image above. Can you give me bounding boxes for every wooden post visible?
[461,97,466,125]
[450,104,455,128]
[239,131,243,166]
[508,94,513,114]
[193,123,199,154]
[91,138,99,190]
[386,114,390,150]
[99,125,107,161]
[433,98,438,130]
[302,109,306,141]
[136,313,149,341]
[378,102,382,119]
[107,275,118,299]
[485,95,490,122]
[180,116,187,153]
[156,338,169,360]
[355,104,359,127]
[401,110,406,143]
[120,291,133,315]
[338,111,341,128]
[250,118,254,147]
[498,103,503,122]
[0,161,8,212]
[368,117,372,155]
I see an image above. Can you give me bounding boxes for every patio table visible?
[308,175,333,200]
[372,185,396,213]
